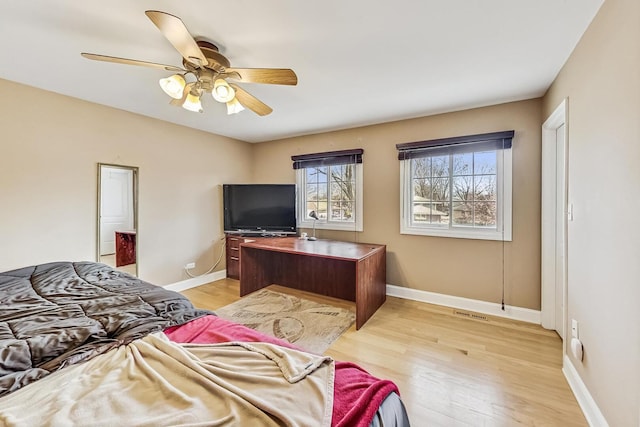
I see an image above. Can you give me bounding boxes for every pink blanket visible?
[165,315,398,427]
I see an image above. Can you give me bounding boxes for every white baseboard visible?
[386,284,541,324]
[164,270,227,292]
[562,355,609,427]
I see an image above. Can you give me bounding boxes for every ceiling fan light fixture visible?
[182,91,203,113]
[83,11,296,117]
[159,74,186,99]
[212,79,235,103]
[226,97,245,115]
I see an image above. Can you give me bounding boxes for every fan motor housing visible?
[183,40,231,70]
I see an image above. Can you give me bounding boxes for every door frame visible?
[97,163,139,275]
[541,99,568,338]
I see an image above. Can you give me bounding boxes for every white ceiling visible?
[0,1,603,143]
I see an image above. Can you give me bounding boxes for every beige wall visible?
[542,0,639,425]
[252,99,542,310]
[0,79,253,285]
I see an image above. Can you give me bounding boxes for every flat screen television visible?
[223,184,297,234]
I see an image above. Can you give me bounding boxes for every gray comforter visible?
[0,261,209,397]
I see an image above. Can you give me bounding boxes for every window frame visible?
[296,163,364,232]
[399,135,513,241]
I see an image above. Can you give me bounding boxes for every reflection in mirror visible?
[97,163,139,276]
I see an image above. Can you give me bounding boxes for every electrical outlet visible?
[571,319,579,338]
[185,262,195,270]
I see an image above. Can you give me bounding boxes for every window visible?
[293,149,363,232]
[397,131,513,241]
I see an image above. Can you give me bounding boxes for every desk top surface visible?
[240,237,385,261]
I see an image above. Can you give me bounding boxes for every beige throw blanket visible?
[0,333,335,426]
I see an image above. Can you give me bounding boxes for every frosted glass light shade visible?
[212,79,235,103]
[226,97,245,115]
[159,74,186,99]
[182,92,203,113]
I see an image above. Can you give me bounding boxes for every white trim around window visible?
[296,163,364,232]
[399,148,512,241]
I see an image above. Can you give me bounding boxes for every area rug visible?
[214,289,355,354]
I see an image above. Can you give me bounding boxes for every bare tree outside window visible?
[410,151,497,228]
[305,164,355,222]
[411,156,450,224]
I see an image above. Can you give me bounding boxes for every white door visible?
[100,167,134,255]
[541,100,567,340]
[554,124,566,338]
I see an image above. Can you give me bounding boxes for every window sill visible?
[400,225,512,241]
[298,220,363,232]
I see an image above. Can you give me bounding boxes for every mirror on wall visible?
[97,163,139,276]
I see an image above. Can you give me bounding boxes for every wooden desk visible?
[240,238,386,329]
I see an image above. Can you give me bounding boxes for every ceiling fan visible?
[81,10,297,116]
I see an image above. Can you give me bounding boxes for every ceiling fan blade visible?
[81,53,185,72]
[225,68,298,85]
[145,10,208,67]
[229,83,273,116]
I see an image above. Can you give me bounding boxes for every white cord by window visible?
[184,236,226,278]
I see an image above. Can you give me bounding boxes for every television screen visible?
[223,184,296,234]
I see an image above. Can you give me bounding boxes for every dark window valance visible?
[292,149,363,170]
[396,130,514,160]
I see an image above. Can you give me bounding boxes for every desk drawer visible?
[227,256,239,279]
[226,235,242,279]
[225,235,268,279]
[227,236,242,250]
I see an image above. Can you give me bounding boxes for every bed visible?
[0,261,410,426]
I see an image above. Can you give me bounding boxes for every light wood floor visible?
[182,279,587,426]
[100,254,137,276]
